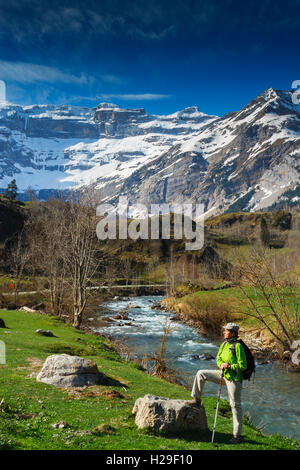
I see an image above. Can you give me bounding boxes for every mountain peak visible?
[257,88,300,116]
[181,106,200,113]
[96,102,120,110]
[176,106,216,120]
[261,87,279,101]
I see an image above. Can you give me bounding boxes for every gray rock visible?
[132,394,208,433]
[35,329,55,337]
[52,420,68,429]
[191,353,215,361]
[282,350,291,360]
[114,311,129,320]
[36,354,106,388]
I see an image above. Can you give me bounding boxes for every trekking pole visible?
[211,369,224,444]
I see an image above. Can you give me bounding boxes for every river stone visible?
[132,394,208,433]
[19,306,37,312]
[35,329,55,337]
[191,353,215,361]
[36,354,106,388]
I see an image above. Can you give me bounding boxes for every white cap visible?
[223,322,239,333]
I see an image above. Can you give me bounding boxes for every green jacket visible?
[216,340,247,382]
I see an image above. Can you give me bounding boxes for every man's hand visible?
[220,363,230,370]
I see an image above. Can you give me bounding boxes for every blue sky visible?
[0,0,299,116]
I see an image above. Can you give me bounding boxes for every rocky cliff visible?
[0,88,299,214]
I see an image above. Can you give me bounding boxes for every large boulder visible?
[132,395,208,433]
[36,354,105,388]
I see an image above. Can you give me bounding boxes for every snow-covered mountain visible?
[0,88,299,213]
[0,101,216,199]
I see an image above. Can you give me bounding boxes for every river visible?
[94,295,300,441]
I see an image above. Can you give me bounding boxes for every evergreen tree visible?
[4,179,18,201]
[260,217,270,247]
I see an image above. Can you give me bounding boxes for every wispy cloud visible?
[0,1,218,44]
[65,93,172,106]
[0,60,170,106]
[100,74,123,85]
[0,60,91,85]
[98,93,172,101]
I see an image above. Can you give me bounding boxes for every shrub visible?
[184,294,235,338]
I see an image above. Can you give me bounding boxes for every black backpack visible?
[231,339,255,381]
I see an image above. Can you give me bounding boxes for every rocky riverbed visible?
[151,300,278,365]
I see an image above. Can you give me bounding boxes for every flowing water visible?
[95,295,300,441]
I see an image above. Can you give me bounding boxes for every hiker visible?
[187,322,247,444]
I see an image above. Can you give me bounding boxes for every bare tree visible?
[26,199,69,315]
[25,190,104,327]
[232,245,300,353]
[165,244,177,296]
[10,228,31,303]
[121,256,134,285]
[26,186,37,202]
[144,253,160,282]
[63,189,102,328]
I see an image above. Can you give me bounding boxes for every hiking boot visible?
[186,399,202,408]
[229,436,242,444]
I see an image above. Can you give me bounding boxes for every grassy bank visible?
[0,309,299,450]
[164,286,300,344]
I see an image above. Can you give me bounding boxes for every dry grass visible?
[25,357,43,367]
[93,424,116,435]
[169,294,236,338]
[142,319,181,385]
[67,387,125,401]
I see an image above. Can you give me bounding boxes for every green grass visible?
[193,286,261,328]
[169,286,300,330]
[0,309,299,450]
[215,242,298,267]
